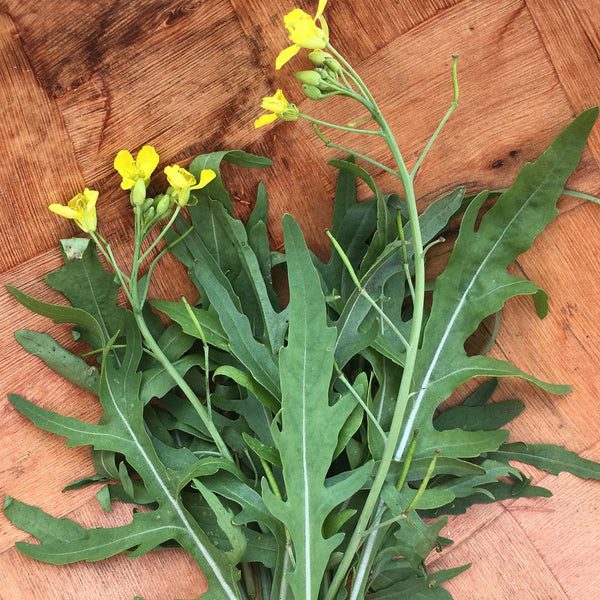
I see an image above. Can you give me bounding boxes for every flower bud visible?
[141,197,154,212]
[295,70,323,86]
[308,50,333,66]
[154,194,171,217]
[323,56,342,73]
[144,207,155,222]
[130,176,147,206]
[301,84,326,100]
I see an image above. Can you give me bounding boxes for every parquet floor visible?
[1,0,600,598]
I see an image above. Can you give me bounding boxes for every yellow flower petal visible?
[261,89,290,114]
[49,188,98,233]
[114,150,137,189]
[254,113,279,128]
[164,165,190,190]
[276,44,301,70]
[136,145,160,179]
[48,203,79,220]
[316,0,328,18]
[194,169,216,189]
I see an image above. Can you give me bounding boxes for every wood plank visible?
[428,510,570,599]
[526,0,600,165]
[0,12,84,270]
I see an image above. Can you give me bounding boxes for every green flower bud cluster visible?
[296,50,345,101]
[140,193,173,226]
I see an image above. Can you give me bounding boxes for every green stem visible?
[311,124,400,178]
[181,295,212,418]
[334,361,388,443]
[403,449,440,514]
[125,207,233,463]
[395,429,419,491]
[139,204,181,263]
[324,56,428,600]
[396,209,415,302]
[300,113,381,136]
[411,55,459,181]
[325,230,410,351]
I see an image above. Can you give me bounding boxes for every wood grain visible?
[1,0,599,598]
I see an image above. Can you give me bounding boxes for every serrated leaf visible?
[46,238,126,348]
[488,442,600,479]
[262,215,372,600]
[185,198,287,352]
[395,108,598,462]
[5,314,243,600]
[191,245,281,400]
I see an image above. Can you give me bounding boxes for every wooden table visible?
[1,0,599,598]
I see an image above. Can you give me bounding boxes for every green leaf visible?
[489,442,600,479]
[433,399,524,432]
[140,354,206,404]
[14,330,100,394]
[188,198,287,352]
[46,238,126,348]
[191,245,281,399]
[188,150,272,215]
[5,314,243,600]
[367,565,470,599]
[7,285,105,349]
[262,215,372,600]
[243,432,282,468]
[150,300,229,351]
[334,241,407,369]
[397,108,598,461]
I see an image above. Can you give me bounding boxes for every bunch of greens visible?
[4,2,600,599]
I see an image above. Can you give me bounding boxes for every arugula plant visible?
[4,2,600,599]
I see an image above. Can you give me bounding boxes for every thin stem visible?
[334,362,388,444]
[403,449,440,514]
[181,295,212,419]
[326,230,410,351]
[311,123,400,178]
[242,563,257,599]
[396,429,419,491]
[411,55,459,181]
[139,204,181,263]
[361,512,406,537]
[300,113,381,136]
[324,54,428,600]
[396,209,415,302]
[127,207,233,462]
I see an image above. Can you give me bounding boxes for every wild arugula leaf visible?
[45,238,127,348]
[14,330,100,394]
[396,107,598,462]
[188,150,272,215]
[7,285,106,349]
[191,241,281,399]
[6,314,244,600]
[262,215,372,600]
[488,442,600,479]
[366,565,470,599]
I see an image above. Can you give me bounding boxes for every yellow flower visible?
[254,89,300,128]
[276,0,329,70]
[164,165,216,206]
[48,188,98,233]
[114,145,160,190]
